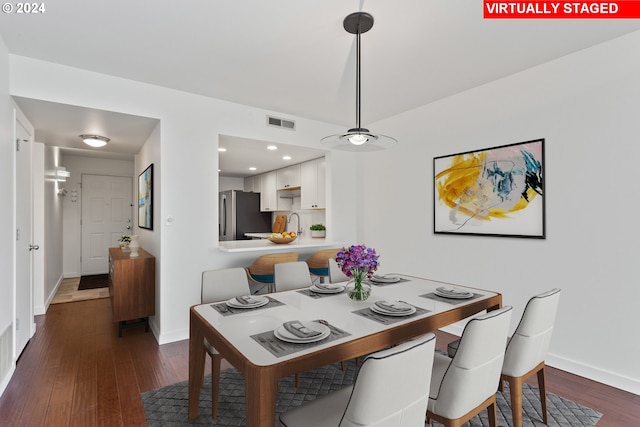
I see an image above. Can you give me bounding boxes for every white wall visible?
[135,122,161,334]
[61,155,136,277]
[9,55,359,345]
[41,145,65,310]
[362,31,640,394]
[0,34,15,396]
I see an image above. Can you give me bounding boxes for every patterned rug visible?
[141,361,602,426]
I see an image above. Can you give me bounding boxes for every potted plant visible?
[118,235,131,250]
[310,224,326,238]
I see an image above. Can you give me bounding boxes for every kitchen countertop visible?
[219,237,343,253]
[244,232,272,239]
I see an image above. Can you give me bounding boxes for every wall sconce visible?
[55,166,70,182]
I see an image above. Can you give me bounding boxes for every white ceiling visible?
[2,1,640,173]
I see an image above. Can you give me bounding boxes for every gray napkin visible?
[374,301,412,312]
[236,295,257,305]
[283,321,322,338]
[315,283,343,291]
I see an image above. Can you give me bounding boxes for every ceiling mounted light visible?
[321,12,397,152]
[79,134,110,148]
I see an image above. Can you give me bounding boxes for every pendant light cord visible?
[355,29,362,131]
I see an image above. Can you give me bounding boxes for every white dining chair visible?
[274,261,314,292]
[279,333,437,427]
[446,288,561,427]
[328,258,349,283]
[201,267,251,419]
[500,288,561,427]
[427,306,512,427]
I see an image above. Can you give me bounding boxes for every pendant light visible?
[321,12,397,152]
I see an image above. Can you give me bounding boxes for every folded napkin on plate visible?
[283,321,322,338]
[436,287,472,296]
[315,283,343,290]
[374,301,412,312]
[236,295,258,305]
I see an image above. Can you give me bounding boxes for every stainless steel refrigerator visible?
[219,190,272,241]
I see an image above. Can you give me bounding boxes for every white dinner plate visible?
[434,287,474,299]
[274,321,330,343]
[310,284,346,294]
[370,303,416,317]
[370,275,401,284]
[226,295,269,309]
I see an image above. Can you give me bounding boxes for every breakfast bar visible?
[218,237,343,253]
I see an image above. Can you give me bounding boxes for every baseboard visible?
[0,364,16,399]
[157,327,189,345]
[546,353,640,395]
[440,324,640,396]
[37,274,65,315]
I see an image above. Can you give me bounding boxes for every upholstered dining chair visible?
[245,252,299,293]
[201,267,252,418]
[279,333,437,427]
[446,288,561,427]
[328,258,349,283]
[305,248,341,284]
[427,306,513,427]
[274,261,314,292]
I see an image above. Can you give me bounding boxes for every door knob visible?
[126,225,131,229]
[29,244,40,251]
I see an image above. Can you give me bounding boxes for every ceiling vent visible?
[267,115,296,131]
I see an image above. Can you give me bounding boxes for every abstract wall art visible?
[434,138,545,238]
[138,164,153,230]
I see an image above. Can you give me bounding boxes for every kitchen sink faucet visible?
[288,212,302,235]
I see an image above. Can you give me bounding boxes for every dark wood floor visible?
[0,297,638,426]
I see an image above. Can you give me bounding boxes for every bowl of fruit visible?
[268,231,297,244]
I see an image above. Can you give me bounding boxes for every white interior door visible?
[81,174,133,275]
[15,110,35,357]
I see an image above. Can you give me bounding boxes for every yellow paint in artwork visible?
[436,152,538,221]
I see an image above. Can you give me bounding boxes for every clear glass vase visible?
[346,279,371,301]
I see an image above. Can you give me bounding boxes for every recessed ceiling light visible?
[283,155,292,160]
[267,145,278,150]
[218,147,227,152]
[79,134,110,148]
[249,167,257,171]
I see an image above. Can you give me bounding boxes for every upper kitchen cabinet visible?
[260,171,278,211]
[301,158,326,209]
[276,164,301,190]
[244,174,261,193]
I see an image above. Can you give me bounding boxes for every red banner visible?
[484,1,640,18]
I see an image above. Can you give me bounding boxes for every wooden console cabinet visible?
[108,247,155,337]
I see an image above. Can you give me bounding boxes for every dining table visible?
[188,274,502,426]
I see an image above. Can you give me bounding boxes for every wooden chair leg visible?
[537,365,548,425]
[211,353,222,419]
[504,375,524,427]
[295,373,300,387]
[487,400,498,427]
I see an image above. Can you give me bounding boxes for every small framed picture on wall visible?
[138,164,153,230]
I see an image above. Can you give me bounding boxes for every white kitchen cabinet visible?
[244,175,261,193]
[276,164,301,189]
[260,171,278,211]
[301,158,326,209]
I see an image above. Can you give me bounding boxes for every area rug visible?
[141,361,602,426]
[77,274,109,290]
